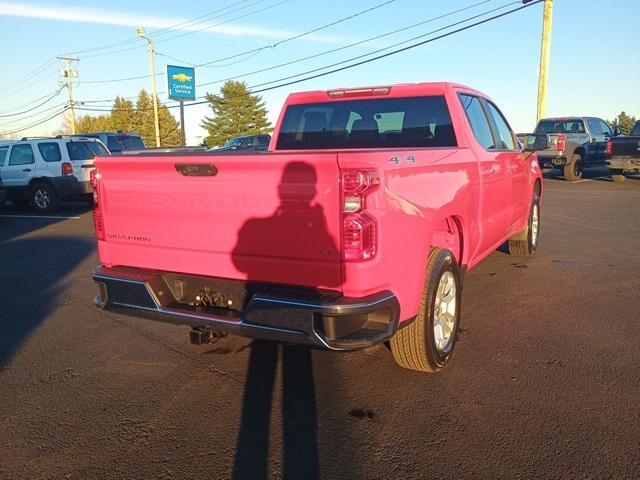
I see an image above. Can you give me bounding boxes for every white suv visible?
[0,136,109,212]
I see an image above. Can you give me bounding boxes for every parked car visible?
[90,82,545,373]
[65,132,145,153]
[607,120,640,182]
[532,116,612,181]
[214,134,271,152]
[0,136,108,212]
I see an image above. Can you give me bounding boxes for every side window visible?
[8,144,35,166]
[598,120,612,136]
[0,146,8,166]
[37,142,62,162]
[486,102,516,150]
[460,94,495,150]
[587,119,603,135]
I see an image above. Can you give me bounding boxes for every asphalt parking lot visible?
[1,168,639,480]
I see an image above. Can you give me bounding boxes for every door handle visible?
[22,168,31,172]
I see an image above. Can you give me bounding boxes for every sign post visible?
[167,65,196,147]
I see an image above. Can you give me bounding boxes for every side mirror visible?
[523,134,549,152]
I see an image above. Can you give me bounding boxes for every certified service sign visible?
[167,65,196,101]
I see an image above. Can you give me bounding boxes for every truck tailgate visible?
[95,153,342,290]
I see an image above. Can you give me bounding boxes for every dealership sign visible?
[167,65,196,101]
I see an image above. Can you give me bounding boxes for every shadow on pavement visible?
[0,202,92,244]
[0,236,94,367]
[542,166,611,182]
[232,341,320,480]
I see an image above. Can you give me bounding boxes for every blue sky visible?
[1,0,638,144]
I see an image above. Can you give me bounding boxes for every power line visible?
[0,107,69,137]
[153,0,289,45]
[78,0,395,83]
[80,72,164,85]
[158,50,263,68]
[0,89,63,114]
[78,0,289,60]
[59,0,255,57]
[1,104,68,125]
[79,0,472,85]
[196,0,504,89]
[0,58,56,90]
[194,0,396,66]
[0,71,59,100]
[0,87,65,118]
[74,0,543,114]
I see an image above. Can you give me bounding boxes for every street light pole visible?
[536,0,554,122]
[137,27,161,147]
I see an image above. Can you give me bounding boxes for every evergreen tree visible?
[158,104,182,147]
[131,90,182,147]
[608,111,637,136]
[111,96,135,132]
[76,114,113,134]
[66,90,181,147]
[201,80,272,148]
[132,90,155,146]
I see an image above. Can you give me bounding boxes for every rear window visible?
[276,96,457,150]
[536,120,585,134]
[66,141,108,160]
[631,123,640,137]
[107,135,145,151]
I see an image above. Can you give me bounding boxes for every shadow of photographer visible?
[230,161,340,479]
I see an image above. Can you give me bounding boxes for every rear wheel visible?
[390,248,461,372]
[31,182,60,213]
[564,154,583,181]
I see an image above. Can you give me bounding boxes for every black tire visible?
[564,154,583,181]
[31,182,60,213]
[390,248,462,373]
[509,193,540,257]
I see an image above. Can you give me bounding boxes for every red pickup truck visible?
[91,82,543,372]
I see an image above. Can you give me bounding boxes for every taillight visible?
[556,134,566,152]
[328,87,391,98]
[341,169,379,261]
[61,162,74,176]
[90,169,105,241]
[606,140,613,157]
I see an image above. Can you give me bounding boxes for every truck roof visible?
[539,116,601,122]
[284,82,489,105]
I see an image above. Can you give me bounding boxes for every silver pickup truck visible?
[532,117,612,181]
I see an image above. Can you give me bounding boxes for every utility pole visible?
[57,56,79,135]
[137,28,161,147]
[536,0,554,122]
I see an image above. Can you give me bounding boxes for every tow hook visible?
[191,288,234,310]
[189,326,228,345]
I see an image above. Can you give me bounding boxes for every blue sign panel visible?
[167,65,196,101]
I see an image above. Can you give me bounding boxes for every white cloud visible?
[0,1,344,43]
